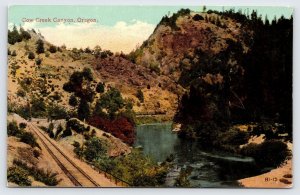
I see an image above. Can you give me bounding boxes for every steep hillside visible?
[92,55,181,116]
[134,9,252,80]
[7,28,180,123]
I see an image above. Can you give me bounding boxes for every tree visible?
[28,51,35,60]
[63,68,95,120]
[36,39,45,54]
[96,82,105,93]
[8,25,22,45]
[78,99,90,121]
[95,88,125,118]
[83,137,106,162]
[20,27,31,40]
[49,45,57,53]
[69,94,78,107]
[202,5,207,13]
[84,47,92,53]
[7,121,20,136]
[93,45,102,58]
[136,89,144,103]
[35,58,42,65]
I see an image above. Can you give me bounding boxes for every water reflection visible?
[135,123,260,187]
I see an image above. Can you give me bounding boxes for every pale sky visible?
[8,6,293,53]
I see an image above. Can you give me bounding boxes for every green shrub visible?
[30,97,47,118]
[35,58,42,65]
[83,137,106,162]
[19,122,27,129]
[7,166,31,186]
[136,89,144,103]
[8,26,22,45]
[149,62,160,74]
[47,104,68,120]
[68,94,78,107]
[16,89,26,97]
[19,132,40,148]
[28,51,35,60]
[15,105,31,120]
[7,121,21,137]
[62,126,72,137]
[33,149,41,158]
[13,160,60,186]
[95,87,125,118]
[218,128,249,146]
[36,39,45,54]
[241,140,290,168]
[66,119,88,134]
[72,141,83,158]
[96,82,105,93]
[20,29,31,40]
[108,150,168,186]
[192,14,204,21]
[48,45,57,53]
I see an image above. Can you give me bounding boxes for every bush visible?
[48,45,57,53]
[36,39,44,54]
[8,26,22,45]
[20,29,31,40]
[19,132,40,148]
[45,51,50,57]
[55,124,64,139]
[107,150,168,186]
[13,160,61,186]
[19,122,27,129]
[7,121,21,136]
[241,140,290,168]
[28,51,35,60]
[47,104,68,120]
[35,58,42,65]
[192,14,204,21]
[16,89,26,97]
[95,87,125,118]
[11,50,17,56]
[83,137,106,162]
[136,89,144,103]
[96,82,105,93]
[149,62,160,74]
[33,149,41,158]
[7,166,31,186]
[72,141,83,158]
[69,94,78,107]
[66,119,89,134]
[62,126,72,137]
[218,128,249,146]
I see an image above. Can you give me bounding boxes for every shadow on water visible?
[135,123,262,188]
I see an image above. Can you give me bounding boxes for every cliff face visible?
[135,10,252,80]
[133,9,292,142]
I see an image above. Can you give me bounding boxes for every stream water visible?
[134,123,260,187]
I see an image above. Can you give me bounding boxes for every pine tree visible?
[78,99,90,121]
[36,39,45,54]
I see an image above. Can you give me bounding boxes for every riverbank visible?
[238,142,293,188]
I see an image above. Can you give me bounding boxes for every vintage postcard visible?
[7,5,293,188]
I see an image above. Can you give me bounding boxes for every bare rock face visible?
[136,12,251,79]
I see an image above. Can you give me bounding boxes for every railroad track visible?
[29,123,100,187]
